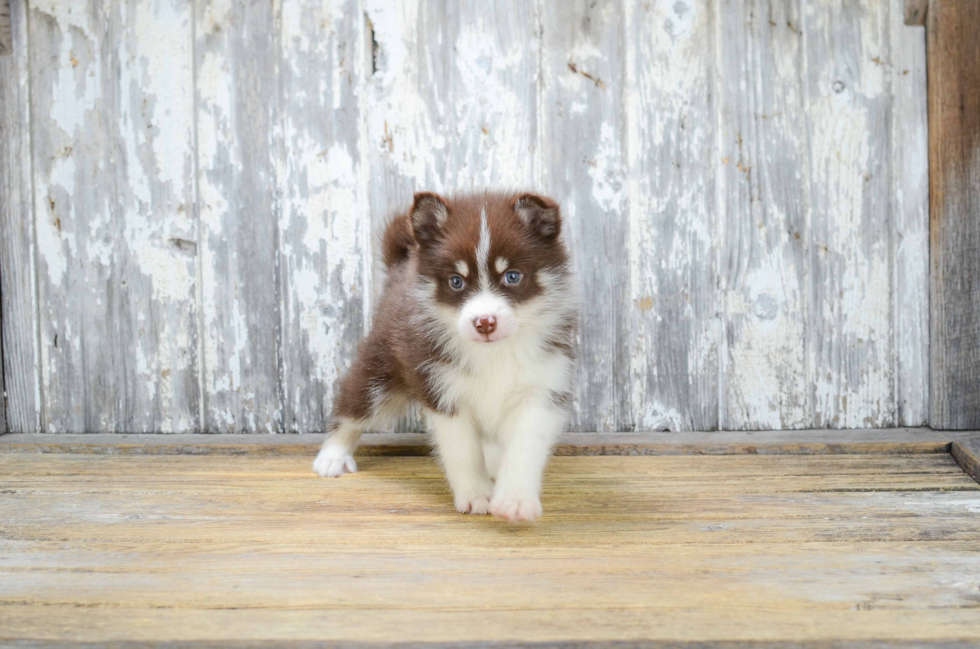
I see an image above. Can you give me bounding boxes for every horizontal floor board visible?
[2,606,980,645]
[2,450,979,644]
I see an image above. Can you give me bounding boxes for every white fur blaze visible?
[476,204,490,289]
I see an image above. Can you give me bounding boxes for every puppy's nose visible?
[473,315,497,336]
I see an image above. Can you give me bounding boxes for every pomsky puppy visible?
[313,191,577,522]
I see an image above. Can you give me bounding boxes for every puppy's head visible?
[410,191,568,344]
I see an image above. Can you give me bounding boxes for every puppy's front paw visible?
[455,493,492,515]
[490,492,543,523]
[313,444,357,478]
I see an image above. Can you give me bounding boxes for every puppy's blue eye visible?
[503,270,523,285]
[449,275,465,290]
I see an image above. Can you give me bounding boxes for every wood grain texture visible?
[806,0,896,428]
[928,0,980,429]
[0,0,39,433]
[540,0,631,431]
[625,0,718,432]
[277,0,367,433]
[951,436,980,485]
[195,0,282,432]
[27,0,199,433]
[717,0,808,429]
[1,452,979,644]
[891,0,930,426]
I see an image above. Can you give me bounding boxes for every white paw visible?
[455,493,492,515]
[313,444,357,478]
[490,492,543,523]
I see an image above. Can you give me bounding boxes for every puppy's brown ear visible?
[515,193,561,241]
[410,192,449,246]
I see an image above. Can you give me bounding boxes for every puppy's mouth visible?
[465,330,510,344]
[472,332,504,344]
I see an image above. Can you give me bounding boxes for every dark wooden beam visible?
[1,271,5,434]
[929,0,980,429]
[950,436,980,485]
[906,0,929,25]
[0,0,9,56]
[3,430,979,457]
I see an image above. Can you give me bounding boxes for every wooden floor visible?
[2,446,980,646]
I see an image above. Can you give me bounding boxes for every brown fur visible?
[381,213,415,269]
[330,191,572,428]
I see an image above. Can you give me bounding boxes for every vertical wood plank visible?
[196,0,282,432]
[928,0,980,429]
[28,0,199,432]
[0,330,5,432]
[0,0,40,432]
[278,0,366,433]
[363,0,538,430]
[539,0,631,431]
[0,0,11,56]
[625,0,718,431]
[718,0,809,430]
[805,0,894,428]
[891,0,929,426]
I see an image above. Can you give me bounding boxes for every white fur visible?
[313,391,409,477]
[313,418,362,477]
[457,290,517,342]
[495,257,508,273]
[428,411,494,514]
[455,260,469,277]
[422,271,576,522]
[423,340,571,521]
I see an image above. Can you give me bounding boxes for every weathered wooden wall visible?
[928,0,980,430]
[0,0,931,433]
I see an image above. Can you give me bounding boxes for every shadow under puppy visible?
[314,191,577,522]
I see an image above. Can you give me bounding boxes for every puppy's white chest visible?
[448,344,571,436]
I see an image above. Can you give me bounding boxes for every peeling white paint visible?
[587,122,626,212]
[35,157,73,286]
[17,0,930,433]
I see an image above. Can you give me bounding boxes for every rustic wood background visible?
[0,0,929,434]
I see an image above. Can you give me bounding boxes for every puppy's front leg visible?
[490,401,566,523]
[427,410,494,515]
[313,417,363,478]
